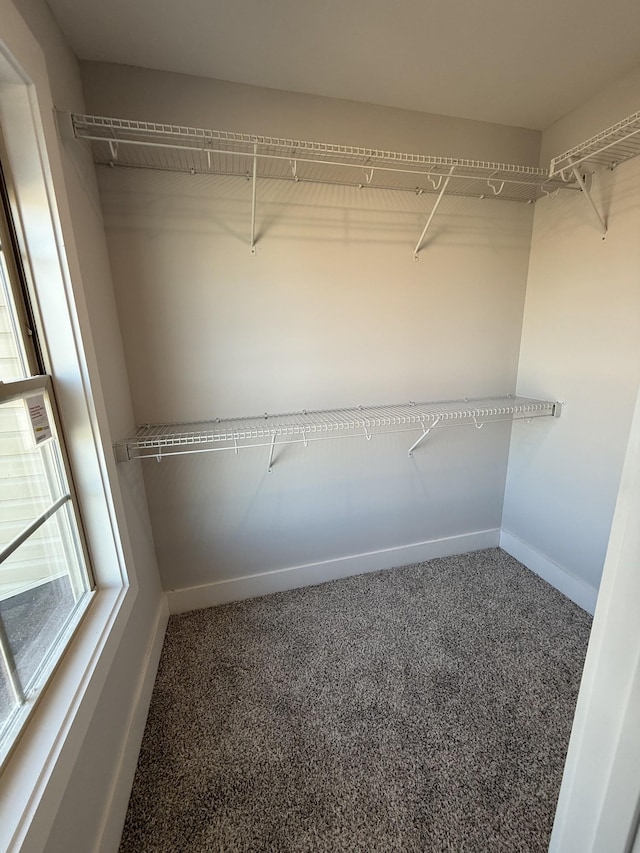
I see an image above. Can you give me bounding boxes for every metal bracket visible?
[487,178,505,196]
[114,443,130,463]
[54,109,77,144]
[358,168,374,188]
[571,163,607,239]
[414,166,455,259]
[408,416,441,457]
[267,434,276,473]
[250,143,258,255]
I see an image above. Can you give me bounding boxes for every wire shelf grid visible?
[550,109,640,176]
[114,396,560,461]
[72,114,577,203]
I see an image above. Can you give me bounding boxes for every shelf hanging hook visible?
[472,413,484,430]
[290,159,299,181]
[363,168,374,185]
[428,174,443,191]
[108,140,119,161]
[487,179,505,196]
[540,185,560,201]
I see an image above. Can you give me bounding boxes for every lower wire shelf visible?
[114,395,562,467]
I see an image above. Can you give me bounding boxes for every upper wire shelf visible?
[550,109,640,177]
[114,395,561,467]
[72,114,575,203]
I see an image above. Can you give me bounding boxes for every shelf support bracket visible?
[571,162,607,239]
[408,416,441,457]
[267,434,276,473]
[250,143,258,255]
[414,166,455,259]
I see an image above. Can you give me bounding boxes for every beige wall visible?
[541,64,640,168]
[80,63,542,597]
[503,65,640,593]
[81,62,542,165]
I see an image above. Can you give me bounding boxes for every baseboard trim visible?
[500,529,598,615]
[95,595,169,852]
[166,529,501,614]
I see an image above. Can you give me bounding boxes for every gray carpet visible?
[119,548,592,852]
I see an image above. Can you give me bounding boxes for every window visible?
[0,141,94,764]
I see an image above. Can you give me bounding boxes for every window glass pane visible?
[0,507,87,697]
[0,651,17,736]
[0,384,92,756]
[0,246,29,381]
[0,398,66,556]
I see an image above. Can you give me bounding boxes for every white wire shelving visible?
[71,113,572,201]
[549,108,640,239]
[550,109,640,177]
[69,113,578,258]
[114,395,562,469]
[68,109,640,249]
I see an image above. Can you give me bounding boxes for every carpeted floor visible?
[119,548,592,853]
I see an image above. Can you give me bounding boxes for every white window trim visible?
[0,5,142,850]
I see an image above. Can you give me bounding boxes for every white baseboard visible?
[167,529,500,614]
[500,529,598,615]
[95,596,169,852]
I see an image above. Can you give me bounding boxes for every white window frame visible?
[0,373,95,751]
[0,7,141,852]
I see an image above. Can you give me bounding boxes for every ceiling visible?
[46,0,640,130]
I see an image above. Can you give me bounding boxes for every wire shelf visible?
[550,109,640,177]
[114,395,561,462]
[72,114,576,203]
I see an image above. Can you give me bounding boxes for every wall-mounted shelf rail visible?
[549,108,640,239]
[550,109,640,177]
[71,114,573,201]
[114,395,561,469]
[69,113,577,257]
[69,110,640,250]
